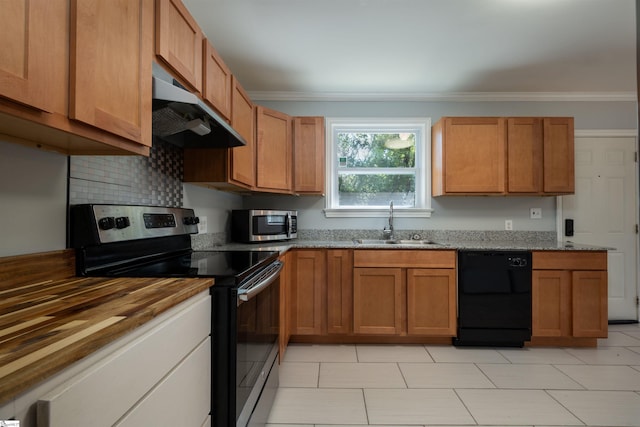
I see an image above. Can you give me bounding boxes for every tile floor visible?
[268,323,640,427]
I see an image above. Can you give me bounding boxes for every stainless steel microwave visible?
[231,210,298,243]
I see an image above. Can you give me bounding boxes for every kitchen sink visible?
[354,239,440,246]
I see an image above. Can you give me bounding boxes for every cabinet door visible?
[230,78,256,188]
[507,117,543,193]
[353,268,404,335]
[326,250,353,335]
[406,268,456,336]
[256,106,292,193]
[155,0,203,92]
[572,270,608,337]
[202,40,232,121]
[290,250,326,335]
[532,270,572,337]
[70,0,153,146]
[440,117,506,194]
[0,0,66,113]
[293,117,325,194]
[543,117,574,194]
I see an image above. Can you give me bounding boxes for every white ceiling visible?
[182,0,637,101]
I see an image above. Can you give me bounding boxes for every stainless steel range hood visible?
[152,65,246,149]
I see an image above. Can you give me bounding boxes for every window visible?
[325,117,432,218]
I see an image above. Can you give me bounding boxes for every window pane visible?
[338,173,416,207]
[337,133,415,168]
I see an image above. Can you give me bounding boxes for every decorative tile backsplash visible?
[69,139,183,206]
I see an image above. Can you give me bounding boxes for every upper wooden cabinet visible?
[229,78,256,188]
[70,0,153,147]
[0,0,151,155]
[432,117,506,195]
[202,39,232,121]
[432,116,574,196]
[293,117,325,195]
[0,0,66,113]
[507,117,543,193]
[155,0,203,93]
[256,106,292,193]
[543,118,575,193]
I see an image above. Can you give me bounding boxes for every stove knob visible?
[183,216,200,225]
[98,217,115,230]
[115,216,130,229]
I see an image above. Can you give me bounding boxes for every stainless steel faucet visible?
[383,201,394,240]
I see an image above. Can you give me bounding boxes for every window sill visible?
[323,208,433,218]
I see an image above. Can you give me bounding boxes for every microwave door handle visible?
[286,212,291,238]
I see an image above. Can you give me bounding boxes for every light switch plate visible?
[530,208,542,219]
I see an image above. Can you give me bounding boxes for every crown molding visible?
[247,90,637,102]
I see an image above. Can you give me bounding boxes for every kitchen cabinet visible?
[326,249,353,334]
[532,251,607,340]
[0,0,65,113]
[433,116,574,196]
[0,0,152,155]
[183,77,256,191]
[542,117,575,193]
[202,39,232,121]
[353,250,457,336]
[24,292,211,427]
[70,0,153,147]
[293,116,325,195]
[432,117,506,195]
[353,267,405,335]
[155,0,203,93]
[289,249,326,335]
[256,106,293,193]
[229,77,256,188]
[507,117,574,194]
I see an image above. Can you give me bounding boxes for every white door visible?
[560,133,638,321]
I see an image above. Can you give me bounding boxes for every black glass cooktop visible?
[105,250,280,282]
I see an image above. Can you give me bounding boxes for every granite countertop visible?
[192,230,612,253]
[0,275,213,405]
[207,239,612,253]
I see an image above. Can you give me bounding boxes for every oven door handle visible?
[237,260,283,302]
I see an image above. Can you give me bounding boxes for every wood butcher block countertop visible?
[0,249,213,405]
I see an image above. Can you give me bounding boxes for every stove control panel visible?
[71,205,199,246]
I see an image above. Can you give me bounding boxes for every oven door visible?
[236,270,280,427]
[212,262,281,427]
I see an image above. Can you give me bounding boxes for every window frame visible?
[324,117,432,218]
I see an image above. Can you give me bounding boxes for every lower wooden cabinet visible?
[353,250,457,337]
[353,267,404,335]
[407,268,457,336]
[532,251,608,339]
[289,249,326,335]
[326,249,353,334]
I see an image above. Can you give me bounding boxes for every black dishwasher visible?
[454,250,532,347]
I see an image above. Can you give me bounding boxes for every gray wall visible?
[0,141,68,257]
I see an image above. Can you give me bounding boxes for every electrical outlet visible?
[530,208,542,219]
[197,216,207,234]
[505,219,513,230]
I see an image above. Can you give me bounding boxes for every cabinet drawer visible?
[37,292,211,427]
[354,250,456,268]
[533,251,607,270]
